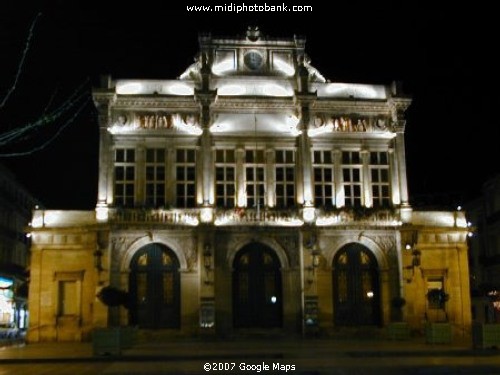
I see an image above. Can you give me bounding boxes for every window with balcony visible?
[215,149,236,208]
[275,149,295,208]
[313,150,334,208]
[342,151,362,207]
[175,149,196,208]
[114,148,135,207]
[245,149,265,208]
[145,148,167,208]
[370,151,390,208]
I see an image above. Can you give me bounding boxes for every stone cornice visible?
[312,100,390,114]
[111,96,199,110]
[213,96,296,111]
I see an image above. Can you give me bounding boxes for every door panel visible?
[333,244,380,326]
[233,243,282,328]
[129,244,180,329]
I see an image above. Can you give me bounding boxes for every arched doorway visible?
[333,243,381,326]
[232,243,283,328]
[129,243,180,329]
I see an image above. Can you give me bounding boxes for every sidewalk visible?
[1,336,500,374]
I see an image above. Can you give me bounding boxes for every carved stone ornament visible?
[312,114,391,133]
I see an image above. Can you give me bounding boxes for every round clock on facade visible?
[244,51,263,70]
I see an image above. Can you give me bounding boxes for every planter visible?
[120,326,138,349]
[472,323,500,349]
[387,322,410,340]
[92,326,138,356]
[425,322,452,344]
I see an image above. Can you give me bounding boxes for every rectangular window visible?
[145,148,167,208]
[58,280,77,316]
[312,150,334,208]
[370,151,391,208]
[215,149,236,208]
[342,151,362,207]
[245,149,265,208]
[275,149,295,208]
[175,149,196,208]
[114,148,135,207]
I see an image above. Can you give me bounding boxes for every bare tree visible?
[0,12,90,157]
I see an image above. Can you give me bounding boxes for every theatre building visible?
[26,28,472,342]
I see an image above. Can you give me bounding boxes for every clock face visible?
[244,51,263,70]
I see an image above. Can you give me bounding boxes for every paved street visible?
[1,336,500,374]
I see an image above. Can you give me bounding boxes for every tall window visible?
[215,149,236,208]
[245,149,265,208]
[370,151,390,208]
[114,148,135,207]
[146,148,166,208]
[176,149,196,208]
[275,150,295,208]
[313,150,334,208]
[342,151,362,207]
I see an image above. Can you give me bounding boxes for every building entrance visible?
[232,243,283,328]
[333,243,381,326]
[129,243,180,328]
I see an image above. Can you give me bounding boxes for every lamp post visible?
[404,242,421,283]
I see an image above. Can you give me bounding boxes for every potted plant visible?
[425,289,452,344]
[93,286,136,356]
[97,285,129,308]
[387,296,410,340]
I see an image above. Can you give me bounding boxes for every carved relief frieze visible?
[311,114,391,134]
[109,112,200,131]
[137,113,199,130]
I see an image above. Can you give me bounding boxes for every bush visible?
[97,286,129,308]
[427,289,449,309]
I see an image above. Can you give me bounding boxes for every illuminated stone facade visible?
[27,28,471,342]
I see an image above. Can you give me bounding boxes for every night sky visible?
[0,2,498,210]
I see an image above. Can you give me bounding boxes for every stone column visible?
[195,46,216,207]
[333,149,343,207]
[361,149,371,207]
[135,146,145,206]
[266,148,276,207]
[389,98,412,207]
[295,95,316,206]
[294,52,315,207]
[195,91,216,207]
[166,148,175,207]
[236,148,246,207]
[93,93,114,207]
[388,147,401,205]
[395,132,409,206]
